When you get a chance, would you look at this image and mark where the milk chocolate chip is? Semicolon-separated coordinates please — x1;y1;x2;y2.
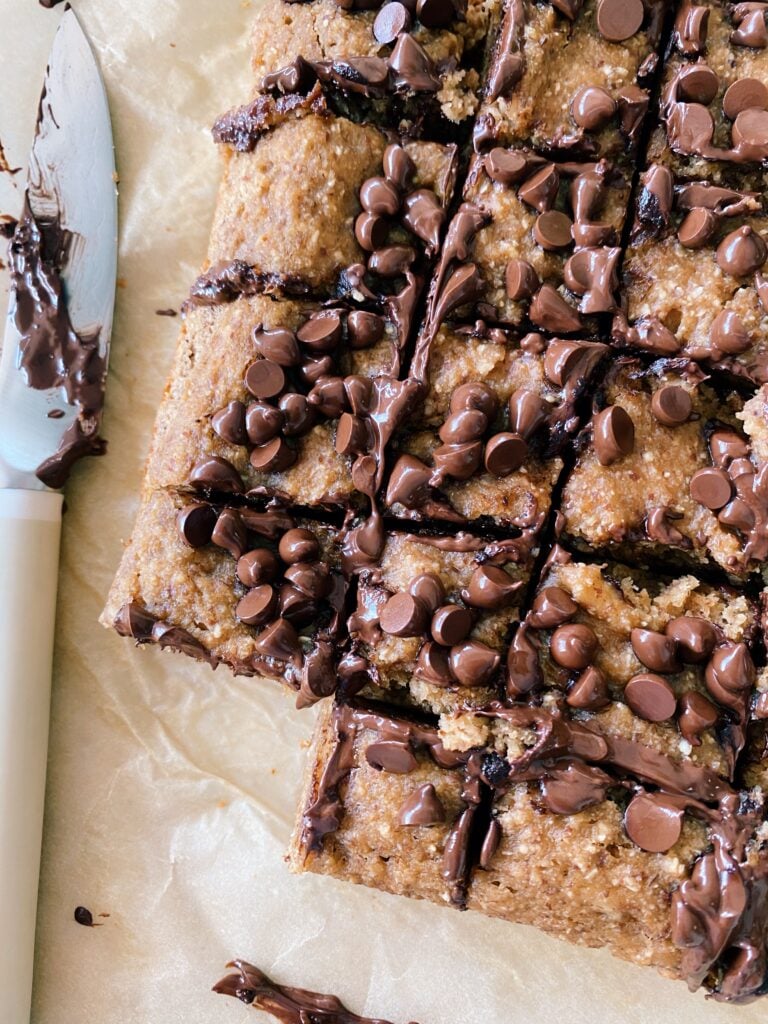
237;548;280;587
398;783;446;826
550;623;598;670
245;360;285;400
716;226;767;277
373;1;412;43
409;573;446;613
570;85;616;130
177;503;217;548
567;666;610;710
710;310;751;354
279;528;320;563
723;77;768;119
593;405;634;465
651;385;692;427
461;565;520;609
484;433;528;476
431;604;472;646
689;467;733;510
366;740;418;773
624;793;683;853
528;586;578;629
596;0;644;42
631;628;681;674
678;691;719;745
665;616;716;663
449;640;500;686
677;207;716;249
625;673;677;722
380;592;428;637
236;585;278;627
212;400;248;445
505;259;540;301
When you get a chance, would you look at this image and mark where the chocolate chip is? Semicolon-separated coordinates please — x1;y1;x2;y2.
533;211;573;251
388;33;441;92
723;77;768;119
366;740;418;774
529;285;581;333
432;440;483;480
518;164;559;213
402;189;445;253
236;585;278;627
360;176;401;217
505;258;540;301
563;248;620;312
335;412;370;456
479;819;501;869
113;602;155;640
596;0;644;42
279;528;320;564
355;212;389;252
507;388;549;439
373;1;412;43
177;503;217;548
645;506;686;545
431;604;472;646
637;163;673;230
709;428;749;467
237;548;280;587
380;592;428;637
212;508;248;560
650;385;692;427
570;85;616;130
277;394;315;438
732;10;768;48
253;328;301;367
245;360;285;400
506;626;542;698
344;375;373;415
416;640;453;685
593;405;634;466
409;573;446;613
450;382;498;420
677;64;719;105
368;245;416;277
253;617;300;660
383;143;415;190
398;783;446;826
416;0;454;28
284;562;330;600
689;467;733;510
716;225;767;277
347;310;385;349
528;586;578;629
710;309;751;354
300;355;335;386
624;673;677;722
439;408;488;444
74;906;94;927
705;642;756;695
630;628;681;674
677;207;716;249
674;2;709;54
484;432;528;476
486;52;524;102
543;339;603;387
550;623;598;670
245;402;284;446
461;565;520;610
678;691;719;744
249;437;296;472
624;793;683;853
449;640;500;687
190;456;244;493
307;376;348;418
212;400;248;445
567;665;610;710
386;454;433;507
279;583;316;627
617;85;649;140
541;761;612;815
297;313;343;353
485;148;529;186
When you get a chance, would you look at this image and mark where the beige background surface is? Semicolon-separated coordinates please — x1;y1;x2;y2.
0;2;764;1021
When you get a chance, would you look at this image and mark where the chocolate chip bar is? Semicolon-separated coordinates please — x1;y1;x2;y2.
560;363;768;579
385;323;606;526
101;489;347;705
104;0;768;1003
341;528;535;715
614;165;768;385
473;0;667;160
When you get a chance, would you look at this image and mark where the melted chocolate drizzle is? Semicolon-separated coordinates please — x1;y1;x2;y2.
8;199;107;486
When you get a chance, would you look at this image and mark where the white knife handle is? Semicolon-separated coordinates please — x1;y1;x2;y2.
0;489;63;1024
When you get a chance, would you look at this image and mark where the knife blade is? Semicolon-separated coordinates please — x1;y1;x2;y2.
0;11;117;1024
0;6;117;490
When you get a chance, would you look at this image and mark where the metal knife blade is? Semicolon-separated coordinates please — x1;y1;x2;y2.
0;8;117;490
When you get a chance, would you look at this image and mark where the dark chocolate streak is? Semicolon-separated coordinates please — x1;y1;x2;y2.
8;199;107;487
214;960;419;1024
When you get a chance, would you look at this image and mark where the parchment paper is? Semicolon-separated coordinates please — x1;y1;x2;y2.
1;3;765;1022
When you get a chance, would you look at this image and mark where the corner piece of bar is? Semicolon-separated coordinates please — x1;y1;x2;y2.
289;699;484;908
100;489;347;706
560;362;768;580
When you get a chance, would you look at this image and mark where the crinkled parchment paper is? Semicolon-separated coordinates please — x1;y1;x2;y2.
0;3;765;1022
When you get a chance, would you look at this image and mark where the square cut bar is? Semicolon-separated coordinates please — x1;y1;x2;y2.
385;323;607;527
472;0;667;161
645;0;768;191
614;164;768;386
340;528;534;716
145;294;422;512
205;113;458;298
560;362;768;580
422;151;631;338
101;488;347;706
290;699;485;907
248;0;503;129
291;693;768;1002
